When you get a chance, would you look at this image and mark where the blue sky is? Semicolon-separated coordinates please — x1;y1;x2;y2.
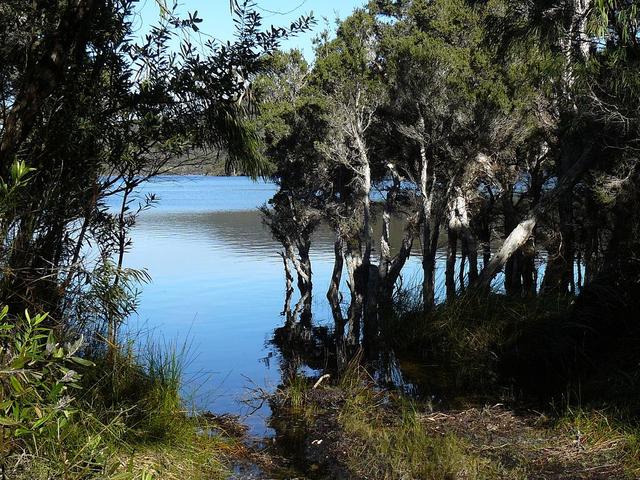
135;0;366;61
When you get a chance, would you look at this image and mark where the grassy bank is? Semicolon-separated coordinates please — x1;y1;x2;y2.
0;311;247;480
270;363;640;479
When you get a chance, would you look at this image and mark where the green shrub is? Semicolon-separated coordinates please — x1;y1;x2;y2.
0;307;92;453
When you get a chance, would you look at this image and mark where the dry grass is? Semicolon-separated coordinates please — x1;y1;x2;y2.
335;364;521;480
337;397;640;479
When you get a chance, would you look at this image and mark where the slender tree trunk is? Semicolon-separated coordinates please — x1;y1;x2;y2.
483;241;491;269
280;250;294;297
458;251;466;293
541;147;576;295
345;245;364;345
505;252;523;296
521;239;538;296
447;190;477;296
362;161;372;268
446;229;457;300
418;123;438;309
421;223;440;309
422;220;435;308
379;229;415;304
477;193;494;269
502;193;524;296
298;242;313;297
378;184;394;299
343;126;373;342
280;250;295;324
541;206;574;295
460;227;478;285
377;167;416;306
106;184;132;355
321;247;348;363
361;155;373;322
287;241;312;297
561;192;575;294
576;249;583;292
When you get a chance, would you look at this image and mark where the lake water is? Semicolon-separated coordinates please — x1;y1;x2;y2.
124;176;438;435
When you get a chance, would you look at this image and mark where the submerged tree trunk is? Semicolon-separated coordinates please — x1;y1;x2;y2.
280;250;296;324
378;228;415;305
447;191;478;295
286;241;312;297
345;244;365;345
476;198;493;269
281;250;294;297
461;232;478;285
501;192;524;296
417;115;439;310
340;123;373;344
378;203;393;298
328;236;345;337
458;251;467;293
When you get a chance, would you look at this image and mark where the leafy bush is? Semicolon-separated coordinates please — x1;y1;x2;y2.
0;307;92;446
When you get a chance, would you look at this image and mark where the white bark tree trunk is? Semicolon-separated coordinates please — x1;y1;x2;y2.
418;111;437;309
474;144;594;289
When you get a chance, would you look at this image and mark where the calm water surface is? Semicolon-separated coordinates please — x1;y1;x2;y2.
124;176;434;434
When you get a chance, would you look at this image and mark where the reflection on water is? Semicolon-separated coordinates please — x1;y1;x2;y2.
125;176;444;435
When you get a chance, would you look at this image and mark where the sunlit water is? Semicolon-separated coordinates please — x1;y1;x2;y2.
122;176;442;435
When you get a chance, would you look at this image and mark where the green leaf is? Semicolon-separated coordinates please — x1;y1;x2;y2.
0;416;19;426
10;356;26;369
33;312;48;326
49;383;64;401
9;375;23;394
71;356;95;367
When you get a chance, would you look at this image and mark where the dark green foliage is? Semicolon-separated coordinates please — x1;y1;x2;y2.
0;308;89;446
